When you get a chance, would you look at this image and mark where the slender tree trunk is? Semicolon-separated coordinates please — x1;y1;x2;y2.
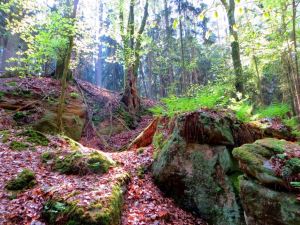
95;1;103;87
178;2;186;94
221;0;244;95
57;0;79;133
292;0;300;118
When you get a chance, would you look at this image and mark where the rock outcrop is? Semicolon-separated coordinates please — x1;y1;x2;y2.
152;110;295;225
0;78;86;140
233;138;300;225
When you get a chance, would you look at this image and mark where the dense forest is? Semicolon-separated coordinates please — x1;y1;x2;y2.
0;0;300;225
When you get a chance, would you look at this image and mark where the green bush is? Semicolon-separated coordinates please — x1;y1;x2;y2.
255;104;290;119
150;84;229;116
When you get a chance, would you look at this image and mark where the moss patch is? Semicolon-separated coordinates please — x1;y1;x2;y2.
0;130;10;143
5;169;36;191
20;129;49;146
10;141;29;151
52;151;113;175
42;185;123;225
70;92;80;99
13;111;27;121
87;152;112;174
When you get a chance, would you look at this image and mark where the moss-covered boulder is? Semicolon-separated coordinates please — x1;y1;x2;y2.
239;176;300;225
42;148;115;175
233;138;300;190
152;110;296;225
153;131;244;225
34;109;85;141
233;138;300;225
42;173;130;225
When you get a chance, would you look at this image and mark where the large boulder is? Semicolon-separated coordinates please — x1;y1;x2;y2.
152;110;295;225
239;177;300;225
233;138;300;225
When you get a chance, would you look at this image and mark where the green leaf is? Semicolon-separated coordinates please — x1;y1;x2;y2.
173;18;179;29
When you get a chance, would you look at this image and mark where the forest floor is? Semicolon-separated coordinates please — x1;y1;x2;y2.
107;116;204;225
0;77;205;225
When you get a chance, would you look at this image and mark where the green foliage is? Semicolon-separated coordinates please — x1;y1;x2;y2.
5;169;36;191
290;181;300;188
6;11;75;75
70;92;80;99
150;84;230;116
229;99;253;122
10;141;29;151
255;104;290;119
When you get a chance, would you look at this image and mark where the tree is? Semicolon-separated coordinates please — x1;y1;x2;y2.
220;0;244;95
57;0;79;132
119;0;149;114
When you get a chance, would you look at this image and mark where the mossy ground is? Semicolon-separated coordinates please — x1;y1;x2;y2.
42;185;123;225
10;141;29;151
5;169;36;191
43;150;114;175
20;129;49;146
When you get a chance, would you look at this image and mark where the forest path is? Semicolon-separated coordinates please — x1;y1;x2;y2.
106;116;206;225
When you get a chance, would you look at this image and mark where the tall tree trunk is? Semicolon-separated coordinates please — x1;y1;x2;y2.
221;0;244;95
178;1;186;94
57;0;79;133
292;0;300;118
120;0;149;114
95;1;103;87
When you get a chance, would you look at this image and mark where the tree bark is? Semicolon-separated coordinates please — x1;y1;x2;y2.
95;1;103;87
120;0;149;114
221;0;244;95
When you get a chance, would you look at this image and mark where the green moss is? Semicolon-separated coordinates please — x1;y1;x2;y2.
41;152;55;163
42;185;123;225
255;138;286;154
0;91;5;100
10;141;29;151
229;172;243;193
137;165;146;178
93;185;123;225
153;132;164;160
116;106;135;129
54;151;84;174
6;81;17;87
21;129;49;146
5;169;36;191
42;200;84;225
87;152;112;174
232;145;264;166
53;151;113;175
0;130;10;143
13;111;26;121
70;92;80;99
